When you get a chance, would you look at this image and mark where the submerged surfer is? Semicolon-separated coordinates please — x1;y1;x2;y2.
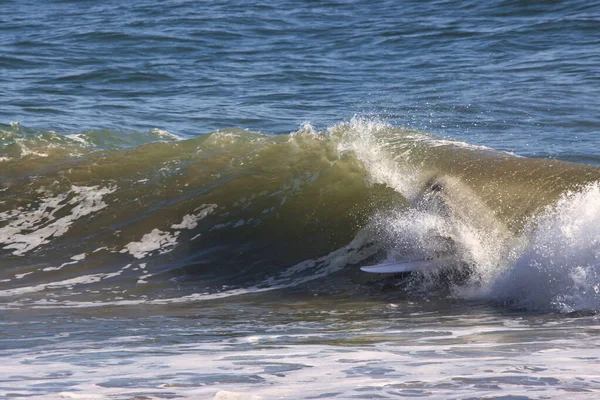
360;177;476;284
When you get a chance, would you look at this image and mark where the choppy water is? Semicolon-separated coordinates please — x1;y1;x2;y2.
1;1;600;399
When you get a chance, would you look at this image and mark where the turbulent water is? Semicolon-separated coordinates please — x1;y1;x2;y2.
2;1;600;399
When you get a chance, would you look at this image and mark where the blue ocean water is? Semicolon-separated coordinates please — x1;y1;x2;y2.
2;1;600;399
2;0;599;158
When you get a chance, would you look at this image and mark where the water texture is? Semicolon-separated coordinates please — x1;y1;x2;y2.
1;1;600;399
2;1;599;156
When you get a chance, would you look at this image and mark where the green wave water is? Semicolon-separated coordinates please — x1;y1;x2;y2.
1;119;600;312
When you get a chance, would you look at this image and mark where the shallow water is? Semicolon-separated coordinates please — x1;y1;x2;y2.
3;296;600;399
1;0;600;399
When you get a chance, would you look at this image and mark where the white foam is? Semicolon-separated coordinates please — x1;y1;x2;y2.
120;229;178;259
0;185;116;255
43;253;87;272
485;182;600;312
15;138;49;157
171;204;217;230
214;391;263;400
290;121;319;138
371;173;600;313
0;272;122;297
58;393;104;399
150;128;182;141
4;315;598;399
64;133;91;146
14;272;33;279
172;214;203;230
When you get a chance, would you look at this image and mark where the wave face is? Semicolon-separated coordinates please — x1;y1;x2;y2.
1;119;600;312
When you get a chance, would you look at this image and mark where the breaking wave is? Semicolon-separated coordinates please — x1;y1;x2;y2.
1;119;599;313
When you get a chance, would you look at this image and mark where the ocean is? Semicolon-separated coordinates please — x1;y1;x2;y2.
1;1;600;399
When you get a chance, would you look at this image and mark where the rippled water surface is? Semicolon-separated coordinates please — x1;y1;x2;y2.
3;297;600;399
1;0;600;399
2;1;600;157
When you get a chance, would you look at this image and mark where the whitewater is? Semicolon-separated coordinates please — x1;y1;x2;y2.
2;0;600;398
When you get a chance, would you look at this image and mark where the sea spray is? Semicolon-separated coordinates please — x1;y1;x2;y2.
485;182;600;312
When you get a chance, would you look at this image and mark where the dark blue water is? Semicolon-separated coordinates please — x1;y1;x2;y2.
2;0;599;158
3;2;600;399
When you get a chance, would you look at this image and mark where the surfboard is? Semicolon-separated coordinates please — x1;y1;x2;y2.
360;255;451;274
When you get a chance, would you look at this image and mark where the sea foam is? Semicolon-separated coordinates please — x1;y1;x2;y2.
486;182;600;312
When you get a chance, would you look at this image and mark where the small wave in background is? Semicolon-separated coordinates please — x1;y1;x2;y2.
2;0;600;398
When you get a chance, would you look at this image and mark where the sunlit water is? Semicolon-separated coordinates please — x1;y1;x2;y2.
1;1;600;399
3;296;600;399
